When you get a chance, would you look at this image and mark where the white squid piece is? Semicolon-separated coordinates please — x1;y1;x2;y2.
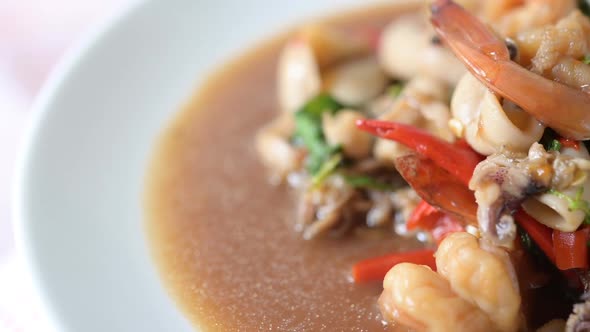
451;72;545;155
324;57;388;106
378;15;465;85
522;145;590;232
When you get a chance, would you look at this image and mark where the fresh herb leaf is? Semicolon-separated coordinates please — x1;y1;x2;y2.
311;153;342;187
580;0;590;17
540;128;559;151
548;139;562;152
297;94;343;120
343;174;395;191
387;83;404;99
583;54;590;65
549;187;590;224
294;112;332;164
293;94;344;174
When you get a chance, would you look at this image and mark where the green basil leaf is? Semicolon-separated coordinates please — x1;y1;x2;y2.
293;94;344;174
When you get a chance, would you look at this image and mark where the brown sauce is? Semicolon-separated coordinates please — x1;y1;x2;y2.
145;4;424;331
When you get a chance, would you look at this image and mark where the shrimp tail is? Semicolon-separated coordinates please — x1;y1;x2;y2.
431;0;590;140
430;0;510;66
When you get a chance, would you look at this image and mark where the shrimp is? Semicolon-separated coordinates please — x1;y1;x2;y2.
456;0;575;37
515;10;590;75
493;0;575;37
551;57;590;90
277;38;321;113
379;263;496;332
278;24;373;113
436;232;521;332
430;0;590;140
255;113;303;181
458;0;523;22
379;233;522;332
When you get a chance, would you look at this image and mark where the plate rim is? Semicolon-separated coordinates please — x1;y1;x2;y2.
12;0;147;330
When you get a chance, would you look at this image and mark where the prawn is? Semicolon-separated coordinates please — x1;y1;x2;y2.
492;0;575;37
379;263;497;332
436;232;521;332
430;0;590;140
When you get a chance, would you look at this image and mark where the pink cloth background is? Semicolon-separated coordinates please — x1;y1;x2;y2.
0;1;128;331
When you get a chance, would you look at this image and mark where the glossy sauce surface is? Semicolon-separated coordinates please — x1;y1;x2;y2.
146;4;422;331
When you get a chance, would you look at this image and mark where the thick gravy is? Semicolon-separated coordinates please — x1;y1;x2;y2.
146;4;423;331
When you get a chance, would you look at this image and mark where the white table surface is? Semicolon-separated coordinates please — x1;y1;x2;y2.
0;2;127;330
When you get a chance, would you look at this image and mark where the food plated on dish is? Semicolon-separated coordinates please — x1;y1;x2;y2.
145;0;590;331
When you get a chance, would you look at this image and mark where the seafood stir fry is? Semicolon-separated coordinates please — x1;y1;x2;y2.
256;0;590;330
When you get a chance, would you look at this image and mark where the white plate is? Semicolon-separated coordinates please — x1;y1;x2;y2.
14;0;398;331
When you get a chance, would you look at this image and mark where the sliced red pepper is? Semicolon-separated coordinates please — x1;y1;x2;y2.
514;210;555;263
355;119;481;223
356;120;581;271
351;249;436;283
395;154;478;223
356;119;483;186
553;228;589;270
406;200;443;231
406;200;465;243
558;137;581;150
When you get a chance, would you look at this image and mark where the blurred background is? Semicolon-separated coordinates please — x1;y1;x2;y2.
0;1;128;330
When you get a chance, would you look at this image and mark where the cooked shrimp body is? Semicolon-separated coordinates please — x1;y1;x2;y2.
436;232;521;332
456;0;574;31
278;24;374;113
277;39;321;113
551;57;590;90
492;0;575;37
380;233;521;332
379;263;497;332
255;113;301;180
516;10;590;75
431;0;590;140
